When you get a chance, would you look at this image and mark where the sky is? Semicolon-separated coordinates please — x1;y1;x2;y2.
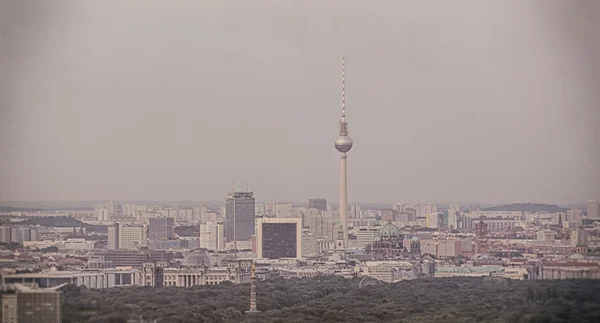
0;0;598;205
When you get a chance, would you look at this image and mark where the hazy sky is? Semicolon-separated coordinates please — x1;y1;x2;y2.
0;0;598;204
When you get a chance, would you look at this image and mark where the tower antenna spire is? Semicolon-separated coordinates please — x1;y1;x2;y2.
341;56;346;121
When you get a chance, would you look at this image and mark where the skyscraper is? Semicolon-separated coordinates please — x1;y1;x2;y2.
334;57;353;248
224;191;256;242
587;200;599;219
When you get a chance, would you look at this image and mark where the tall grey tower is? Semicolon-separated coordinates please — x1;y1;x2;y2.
334;57;353;248
224;191;255;242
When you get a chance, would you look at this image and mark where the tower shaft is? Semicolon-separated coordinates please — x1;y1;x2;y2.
340;153;349;248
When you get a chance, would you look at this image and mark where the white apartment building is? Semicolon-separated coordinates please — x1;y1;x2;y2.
199;222;224;251
108;223;145;250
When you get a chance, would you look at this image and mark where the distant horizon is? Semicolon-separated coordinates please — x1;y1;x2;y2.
0;199;587;209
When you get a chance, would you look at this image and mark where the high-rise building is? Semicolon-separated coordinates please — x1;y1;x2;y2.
148;218;175;242
350;204;362;218
448;204;460;230
334;57;353;248
108;223;145;250
301;230;317;257
587;200;599;219
97;208;109;221
224;191;256;242
199;221;224;251
3;284;63;323
0;226;37;244
256;217;302;259
308;198;327;212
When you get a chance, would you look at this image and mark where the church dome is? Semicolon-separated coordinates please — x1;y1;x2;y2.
379;221;401;240
184;249;211;267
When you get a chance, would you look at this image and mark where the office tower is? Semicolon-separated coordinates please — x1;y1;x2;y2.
301;230;318;257
199;221;224;251
224;191;256;242
334;57;353;248
108;223;145;250
256;217;302;259
148;218;175;242
587;200;599;219
308;198;327;212
4;284;63;323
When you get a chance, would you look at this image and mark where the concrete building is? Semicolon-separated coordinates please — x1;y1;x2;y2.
2;284;62;323
199;222;224;251
301;230;317;257
148;217;175;242
108;223;145;250
224;191;255;242
588;200;599;219
0;226;37;244
256;217;302;259
308;198;327;212
275;203;293;218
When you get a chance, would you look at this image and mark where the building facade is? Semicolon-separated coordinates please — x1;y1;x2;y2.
308;198;327;212
108;223;145;250
256;217;302;259
224;191;255;242
148;217;175;242
199;222;224;251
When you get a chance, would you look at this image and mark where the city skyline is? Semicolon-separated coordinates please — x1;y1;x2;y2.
1;1;599;204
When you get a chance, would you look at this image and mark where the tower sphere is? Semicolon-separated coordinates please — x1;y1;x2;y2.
335;136;353;153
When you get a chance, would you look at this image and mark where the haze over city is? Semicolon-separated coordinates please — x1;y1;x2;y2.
1;0;599;204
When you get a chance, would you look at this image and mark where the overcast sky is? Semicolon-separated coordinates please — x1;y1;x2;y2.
0;0;598;205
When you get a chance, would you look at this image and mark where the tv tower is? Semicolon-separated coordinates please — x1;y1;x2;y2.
334;56;353;248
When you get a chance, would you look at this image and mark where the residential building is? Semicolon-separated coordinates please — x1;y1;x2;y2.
199;222;224;251
108;223;145;250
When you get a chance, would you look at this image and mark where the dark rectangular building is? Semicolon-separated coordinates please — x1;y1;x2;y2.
224;191;255;242
309;198;327;212
256;218;302;259
148;217;175;242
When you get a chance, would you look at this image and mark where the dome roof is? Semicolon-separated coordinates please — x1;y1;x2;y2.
569;253;584;260
379;221;401;239
411;236;420;242
184;249;212;267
